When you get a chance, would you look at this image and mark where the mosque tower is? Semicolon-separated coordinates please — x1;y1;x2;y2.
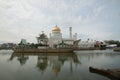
69;27;72;39
49;25;62;48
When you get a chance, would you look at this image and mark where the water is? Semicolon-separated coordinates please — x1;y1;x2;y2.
0;50;120;80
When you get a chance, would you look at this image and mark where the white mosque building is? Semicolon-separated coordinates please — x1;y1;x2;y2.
36;25;77;48
36;25;96;49
48;25;77;48
49;25;62;48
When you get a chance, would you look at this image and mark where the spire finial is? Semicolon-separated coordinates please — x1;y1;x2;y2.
55;25;57;27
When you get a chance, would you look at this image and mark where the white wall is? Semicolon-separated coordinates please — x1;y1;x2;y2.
78;42;95;48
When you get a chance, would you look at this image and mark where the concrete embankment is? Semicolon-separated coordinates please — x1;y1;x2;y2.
13;48;74;53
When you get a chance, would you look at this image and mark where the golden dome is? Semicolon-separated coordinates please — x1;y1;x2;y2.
52;25;60;31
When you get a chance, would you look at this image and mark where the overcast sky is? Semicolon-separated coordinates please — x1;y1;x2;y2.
0;0;120;43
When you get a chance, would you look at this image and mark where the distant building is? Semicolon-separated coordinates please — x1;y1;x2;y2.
36;31;48;45
0;43;8;48
106;44;117;48
19;39;27;45
78;41;95;48
49;25;62;48
0;43;16;49
36;31;49;49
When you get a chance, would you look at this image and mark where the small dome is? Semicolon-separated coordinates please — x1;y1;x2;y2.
52;25;60;31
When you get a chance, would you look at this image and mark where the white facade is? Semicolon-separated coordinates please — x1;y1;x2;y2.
78;41;95;48
48;25;77;48
51;31;62;44
49;25;62;48
63;39;74;45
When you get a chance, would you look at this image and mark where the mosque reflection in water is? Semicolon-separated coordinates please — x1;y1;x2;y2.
9;53;80;74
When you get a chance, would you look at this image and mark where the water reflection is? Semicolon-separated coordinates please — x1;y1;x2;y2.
0;50;120;80
9;53;29;65
9;52;80;74
37;55;48;72
17;55;28;65
75;50;120;64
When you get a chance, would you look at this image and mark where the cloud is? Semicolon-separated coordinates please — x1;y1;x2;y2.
0;0;120;43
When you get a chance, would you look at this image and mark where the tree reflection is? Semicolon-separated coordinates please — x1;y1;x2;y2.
37;55;48;72
9;53;29;65
17;54;28;65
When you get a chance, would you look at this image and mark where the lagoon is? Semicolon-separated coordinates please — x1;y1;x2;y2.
0;50;120;80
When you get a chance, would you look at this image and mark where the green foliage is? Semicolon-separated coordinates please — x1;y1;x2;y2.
117;43;120;47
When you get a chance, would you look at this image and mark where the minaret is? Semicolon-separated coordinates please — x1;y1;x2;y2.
69;27;72;39
73;33;77;40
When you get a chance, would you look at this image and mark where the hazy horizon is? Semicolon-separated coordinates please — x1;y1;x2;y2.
0;0;120;43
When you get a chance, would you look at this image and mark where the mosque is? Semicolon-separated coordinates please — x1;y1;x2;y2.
36;25;97;49
49;25;78;48
36;25;77;48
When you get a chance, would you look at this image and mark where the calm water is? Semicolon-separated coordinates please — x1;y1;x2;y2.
0;50;120;80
